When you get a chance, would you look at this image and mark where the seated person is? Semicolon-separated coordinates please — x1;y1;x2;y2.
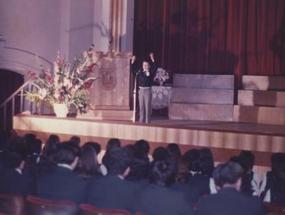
86;147;141;212
134;160;194;215
0;151;33;196
35;142;87;204
260;153;285;206
195;162;266;215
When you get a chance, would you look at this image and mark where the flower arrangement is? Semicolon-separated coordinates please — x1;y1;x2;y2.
153;67;169;86
26;46;97;114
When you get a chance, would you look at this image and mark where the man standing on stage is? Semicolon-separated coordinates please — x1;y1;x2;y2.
131;53;157;123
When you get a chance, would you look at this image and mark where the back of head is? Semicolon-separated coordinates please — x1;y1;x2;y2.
239;150;255;171
149;160;176;186
84;141;101;154
167;143;181;161
213;162;243;189
127;157;150;181
271;153;285;174
152;147;170;162
105;147;131;175
182;149;200;172
134;139;150;159
76;144;98;176
198;148;214;177
69;136;81;147
54;143;78;165
106;138;121;151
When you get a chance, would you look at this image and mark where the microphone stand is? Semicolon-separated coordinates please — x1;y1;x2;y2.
132;72;139;122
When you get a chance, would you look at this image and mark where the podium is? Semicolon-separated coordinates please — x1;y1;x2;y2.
78;51;133;121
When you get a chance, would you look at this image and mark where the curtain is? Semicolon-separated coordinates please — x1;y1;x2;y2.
133;0;285;80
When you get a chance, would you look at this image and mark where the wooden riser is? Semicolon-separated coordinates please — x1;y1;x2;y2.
242;75;285;91
78;110;133;121
171;88;234;104
169;103;234;121
173;74;234;89
234;105;285;125
238;90;285;107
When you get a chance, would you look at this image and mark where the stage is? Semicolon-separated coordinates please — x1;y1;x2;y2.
13;114;285;171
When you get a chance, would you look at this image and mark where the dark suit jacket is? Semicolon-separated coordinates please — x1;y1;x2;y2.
86;175;142;212
195;187;266;215
0;168;33;195
188;174;210;197
36;165;87;203
170;182;200;204
135;184;194;215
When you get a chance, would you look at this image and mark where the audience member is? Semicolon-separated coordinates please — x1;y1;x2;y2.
196;162;266;215
152;146;170;162
135;160;194;215
260;153;285;206
75;144;101;179
36;142;87;203
0;151;33;195
167;143;181;162
87;147;141;212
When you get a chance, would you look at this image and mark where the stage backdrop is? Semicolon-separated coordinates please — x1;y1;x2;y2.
133;0;285;81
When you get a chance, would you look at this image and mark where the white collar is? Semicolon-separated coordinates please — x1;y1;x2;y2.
57;163;73;170
15;168;23;175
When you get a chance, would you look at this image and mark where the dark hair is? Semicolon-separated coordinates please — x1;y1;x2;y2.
106;138;121;151
126;157;150;181
152;147;170;162
213;162;243;188
75;144;99;177
27;138;42;156
134;139;150;159
105;147;131;175
271;153;285;174
84;142;101;155
167;143;181;162
102;139;122;167
70;136;81;147
42;135;60;162
198;148;214;177
149;160;176;186
182;149;200;172
239;150;255;171
54;143;78;165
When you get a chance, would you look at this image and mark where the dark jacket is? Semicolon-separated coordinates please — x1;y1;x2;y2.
86;175;142;212
0;168;33;196
195;187;266;215
135;184;194;215
36;165;87;203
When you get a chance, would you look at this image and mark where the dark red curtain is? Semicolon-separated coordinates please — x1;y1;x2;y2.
133;0;285;79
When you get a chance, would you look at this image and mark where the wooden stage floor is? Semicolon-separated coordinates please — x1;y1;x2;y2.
13;115;285;169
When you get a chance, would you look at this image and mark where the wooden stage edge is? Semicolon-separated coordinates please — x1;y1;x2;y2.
13;115;285;169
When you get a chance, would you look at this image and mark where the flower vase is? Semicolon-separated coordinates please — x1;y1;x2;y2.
159;81;164;86
53;103;68;117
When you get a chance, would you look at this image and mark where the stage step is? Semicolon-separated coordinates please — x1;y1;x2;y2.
242;75;285;91
171;88;234;104
169;103;234;121
238;90;285;107
173;74;234;89
234;105;285;125
77;110;133;121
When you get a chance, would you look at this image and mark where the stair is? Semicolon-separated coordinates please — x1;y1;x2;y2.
234;75;285;125
169;74;235;121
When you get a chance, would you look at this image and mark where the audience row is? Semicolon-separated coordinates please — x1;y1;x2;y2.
0;131;284;215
